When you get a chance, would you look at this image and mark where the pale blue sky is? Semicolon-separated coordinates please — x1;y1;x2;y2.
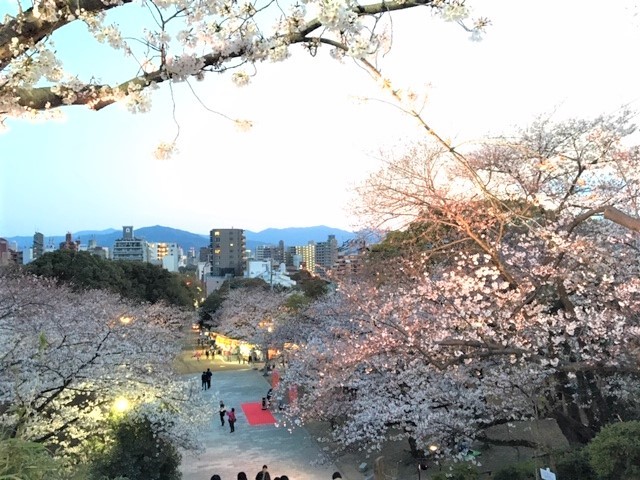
2;0;639;237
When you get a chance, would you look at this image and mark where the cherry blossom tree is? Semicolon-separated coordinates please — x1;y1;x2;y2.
281;112;640;458
0;269;214;464
214;286;290;354
0;0;487;123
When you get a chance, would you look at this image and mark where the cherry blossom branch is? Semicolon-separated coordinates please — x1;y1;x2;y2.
6;0;438;112
0;0;134;70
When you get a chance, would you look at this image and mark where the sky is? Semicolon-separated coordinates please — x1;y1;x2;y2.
1;0;639;237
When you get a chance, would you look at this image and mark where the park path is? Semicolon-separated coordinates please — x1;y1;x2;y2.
174;335;343;480
179;368;340;480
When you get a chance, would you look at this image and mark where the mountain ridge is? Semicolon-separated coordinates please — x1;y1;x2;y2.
4;225;355;253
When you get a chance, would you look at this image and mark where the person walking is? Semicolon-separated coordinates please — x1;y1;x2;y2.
255;465;271;480
219;401;227;426
227;407;236;433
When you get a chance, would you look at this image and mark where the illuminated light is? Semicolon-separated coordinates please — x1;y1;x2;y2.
113;397;131;413
119;316;132;325
429;445;438;452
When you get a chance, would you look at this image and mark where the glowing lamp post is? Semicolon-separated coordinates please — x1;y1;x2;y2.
113;396;131;414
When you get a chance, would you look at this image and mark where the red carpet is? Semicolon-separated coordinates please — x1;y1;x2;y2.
241;402;276;425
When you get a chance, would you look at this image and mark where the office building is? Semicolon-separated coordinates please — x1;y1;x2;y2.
112;226;148;262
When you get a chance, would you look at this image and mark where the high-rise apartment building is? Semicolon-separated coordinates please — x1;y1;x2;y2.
295;242;316;272
32;232;44;259
148;242;180;272
315;235;338;270
256;241;285;264
112;226;148;262
209;228;246;276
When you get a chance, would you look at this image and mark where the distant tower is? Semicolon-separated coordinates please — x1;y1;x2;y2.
32;232;44;259
59;232;79;252
122;226;134;240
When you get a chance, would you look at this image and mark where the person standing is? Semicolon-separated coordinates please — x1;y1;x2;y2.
205;368;213;389
237;473;248;480
219;401;227;426
255;465;271;480
227;407;236;433
201;371;207;390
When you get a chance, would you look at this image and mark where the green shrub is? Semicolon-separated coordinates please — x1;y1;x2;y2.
556;448;596;480
587;421;640;480
431;462;479;480
88;416;181;480
492;461;536;480
0;437;63;480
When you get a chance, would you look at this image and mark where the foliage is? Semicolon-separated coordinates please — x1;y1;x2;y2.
431;462;479;480
587;421;640;480
492;461;536;480
199;290;227;324
27;250;195;308
0;270;213;465
284;292;312;312
88;415;181;480
199;277;270;325
117;260;194;307
0;437;63;480
0;0;487;123
555;448;596;480
280;113;640;458
26;249;124;291
214;286;289;351
289;270;329;300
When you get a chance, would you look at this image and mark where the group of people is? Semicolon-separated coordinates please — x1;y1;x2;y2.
209;465;344;480
218;401;237;432
201;368;213;390
211;464;344;480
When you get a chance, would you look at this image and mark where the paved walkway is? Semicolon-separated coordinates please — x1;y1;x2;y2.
179;367;341;480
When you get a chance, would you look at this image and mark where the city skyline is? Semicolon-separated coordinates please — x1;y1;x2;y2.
2;0;639;237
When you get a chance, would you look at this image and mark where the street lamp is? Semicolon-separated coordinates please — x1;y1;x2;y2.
417;462;428;480
113;396;131;414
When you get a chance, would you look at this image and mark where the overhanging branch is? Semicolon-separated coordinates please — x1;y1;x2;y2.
6;0;436;112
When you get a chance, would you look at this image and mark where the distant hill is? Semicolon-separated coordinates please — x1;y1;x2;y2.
5;225;355;253
245;226;354;246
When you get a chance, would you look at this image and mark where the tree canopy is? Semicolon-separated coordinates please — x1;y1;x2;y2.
27;250;196;308
0;269;212;465
280;113;640;457
0;0;487;124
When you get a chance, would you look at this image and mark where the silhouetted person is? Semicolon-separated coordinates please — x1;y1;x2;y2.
256;465;271;480
219;401;227;426
205;368;213;389
237;473;248;480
